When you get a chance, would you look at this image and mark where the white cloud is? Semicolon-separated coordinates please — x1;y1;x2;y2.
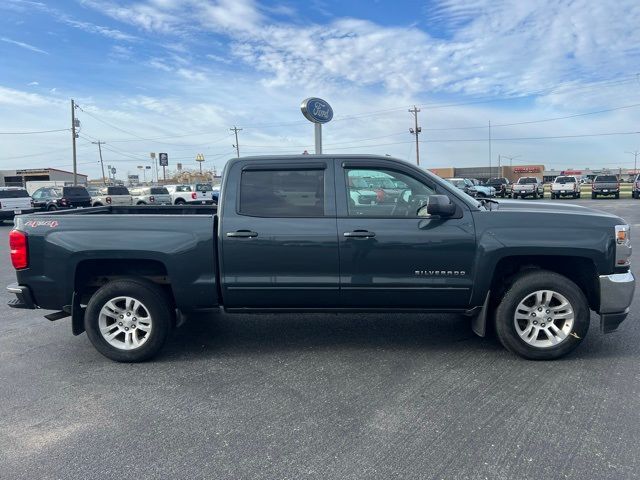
27;81;39;86
0;37;48;54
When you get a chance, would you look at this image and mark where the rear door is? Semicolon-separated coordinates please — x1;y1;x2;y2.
220;159;339;308
335;159;476;308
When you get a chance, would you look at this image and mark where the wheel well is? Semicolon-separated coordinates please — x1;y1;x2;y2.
490;255;599;311
75;259;175;307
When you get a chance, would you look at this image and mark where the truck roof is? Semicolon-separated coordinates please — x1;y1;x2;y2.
227;154;408;164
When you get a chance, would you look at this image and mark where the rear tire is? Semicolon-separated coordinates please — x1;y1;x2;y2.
84;279;173;362
494;270;589;360
175;199;186;205
591;193;597;199
615;193;620;199
47;204;57;211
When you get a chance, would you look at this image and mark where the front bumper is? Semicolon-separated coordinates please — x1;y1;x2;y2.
7;283;36;309
598;272;635;333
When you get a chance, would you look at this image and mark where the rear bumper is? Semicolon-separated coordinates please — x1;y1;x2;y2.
598;272;635;333
0;208;35;219
592;189;619;194
7;283;36;309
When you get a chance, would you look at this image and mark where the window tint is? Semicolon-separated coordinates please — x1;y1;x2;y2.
518;177;538;184
150;187;169;195
107;186;130;195
596;175;617;182
554;176;575;184
176;185;192;192
62;186;89;197
346;168;434;217
240;169;325;217
0;189;29;198
195;183;212;192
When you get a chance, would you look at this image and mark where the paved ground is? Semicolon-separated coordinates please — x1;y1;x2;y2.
1;199;639;479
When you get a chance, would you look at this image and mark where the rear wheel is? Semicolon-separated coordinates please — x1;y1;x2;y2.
47;204;57;211
591;193;597;199
84;279;173;362
533;191;539;199
175;199;186;205
615;193;620;199
494;270;589;360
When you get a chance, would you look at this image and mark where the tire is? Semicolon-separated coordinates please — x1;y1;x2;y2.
93;203;103;207
591;193;596;199
175;199;186;205
47;204;57;211
533;191;539;199
512;194;518;199
494;270;589;360
137;201;147;205
615;193;620;199
84;279;173;362
576;192;581;199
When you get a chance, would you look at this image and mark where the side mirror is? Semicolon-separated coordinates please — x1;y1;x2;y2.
418;195;456;217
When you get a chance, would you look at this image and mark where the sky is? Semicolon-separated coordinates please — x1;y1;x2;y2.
0;0;639;180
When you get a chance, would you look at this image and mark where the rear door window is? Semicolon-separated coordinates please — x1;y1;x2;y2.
240;169;325;217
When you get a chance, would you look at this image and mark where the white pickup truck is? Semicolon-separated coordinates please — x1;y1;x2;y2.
91;186;133;206
0;187;34;223
165;184;216;205
551;176;581;199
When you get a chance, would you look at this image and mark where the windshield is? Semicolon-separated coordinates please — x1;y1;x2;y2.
595;175;617;182
554;176;576;184
517;178;538;184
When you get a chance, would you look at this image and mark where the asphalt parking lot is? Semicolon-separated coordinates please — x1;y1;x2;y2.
1;198;639;480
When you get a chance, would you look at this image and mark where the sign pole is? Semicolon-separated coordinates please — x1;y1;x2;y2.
314;123;322;154
163;166;166;181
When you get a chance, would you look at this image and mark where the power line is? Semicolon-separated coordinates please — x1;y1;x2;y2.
0;128;69;135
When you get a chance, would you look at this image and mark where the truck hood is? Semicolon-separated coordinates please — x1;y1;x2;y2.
494;199;621;220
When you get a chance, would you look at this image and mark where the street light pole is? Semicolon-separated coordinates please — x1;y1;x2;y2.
625;150;639;176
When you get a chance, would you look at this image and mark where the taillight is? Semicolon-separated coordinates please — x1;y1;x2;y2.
9;230;28;270
191;192;197;200
149;196;155;203
106;197;112;204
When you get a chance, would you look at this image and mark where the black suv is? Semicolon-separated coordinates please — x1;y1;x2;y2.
485;177;512;198
31;186;92;211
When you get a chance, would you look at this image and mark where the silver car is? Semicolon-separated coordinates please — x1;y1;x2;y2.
130;186;172;205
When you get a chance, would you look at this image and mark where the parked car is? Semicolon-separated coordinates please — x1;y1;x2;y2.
165;184;215;205
7;154;634;362
591;175;620;199
91;186;133;206
485;177;512;198
348;177;378;205
512;177;545;199
632;174;640;199
212;186;220;204
0;187;34;223
130;186;172;205
551;176;581;199
469;181;495;198
445;178;477;197
31;186;92;211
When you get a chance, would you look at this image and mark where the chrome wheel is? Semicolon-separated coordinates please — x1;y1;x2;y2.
98;296;152;350
513;290;574;348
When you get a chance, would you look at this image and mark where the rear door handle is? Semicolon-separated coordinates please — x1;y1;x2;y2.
343;230;376;238
226;230;258;238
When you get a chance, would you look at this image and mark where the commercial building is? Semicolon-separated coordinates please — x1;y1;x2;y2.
429;165;639;183
0;168;88;187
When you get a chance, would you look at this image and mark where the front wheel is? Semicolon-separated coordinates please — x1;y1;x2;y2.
592;193;597;199
47;204;57;211
84;279;173;362
615;193;620;199
494;270;589;360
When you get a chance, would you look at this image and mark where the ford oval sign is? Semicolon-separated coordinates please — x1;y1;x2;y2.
301;97;333;124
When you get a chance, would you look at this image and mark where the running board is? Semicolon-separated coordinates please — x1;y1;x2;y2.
44;310;70;321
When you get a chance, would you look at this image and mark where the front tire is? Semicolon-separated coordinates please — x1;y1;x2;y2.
84;279;173;362
494;270;589;360
592;193;597;199
47;204;57;211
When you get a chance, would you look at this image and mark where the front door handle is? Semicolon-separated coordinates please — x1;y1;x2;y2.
226;230;258;238
343;230;376;238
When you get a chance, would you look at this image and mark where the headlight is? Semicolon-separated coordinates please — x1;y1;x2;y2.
615;224;631;267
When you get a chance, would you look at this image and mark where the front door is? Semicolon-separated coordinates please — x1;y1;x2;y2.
220;160;339;309
336;161;476;309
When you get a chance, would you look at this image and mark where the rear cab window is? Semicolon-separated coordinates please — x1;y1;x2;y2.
518;177;538;184
554;176;576;184
150;187;169;195
107;187;130;195
595;175;617;182
62;186;90;197
0;189;29;198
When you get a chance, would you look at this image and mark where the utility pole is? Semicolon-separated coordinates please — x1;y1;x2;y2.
231;126;242;158
408;106;421;166
71;99;78;185
625;150;639;176
92;141;107;185
488;120;492;177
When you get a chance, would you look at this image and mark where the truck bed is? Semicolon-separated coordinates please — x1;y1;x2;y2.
13;205;219;312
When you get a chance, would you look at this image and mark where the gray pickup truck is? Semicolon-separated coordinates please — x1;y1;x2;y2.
592;175;620;199
7;155;635;362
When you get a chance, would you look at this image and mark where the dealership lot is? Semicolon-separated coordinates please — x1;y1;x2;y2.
1;199;639;480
